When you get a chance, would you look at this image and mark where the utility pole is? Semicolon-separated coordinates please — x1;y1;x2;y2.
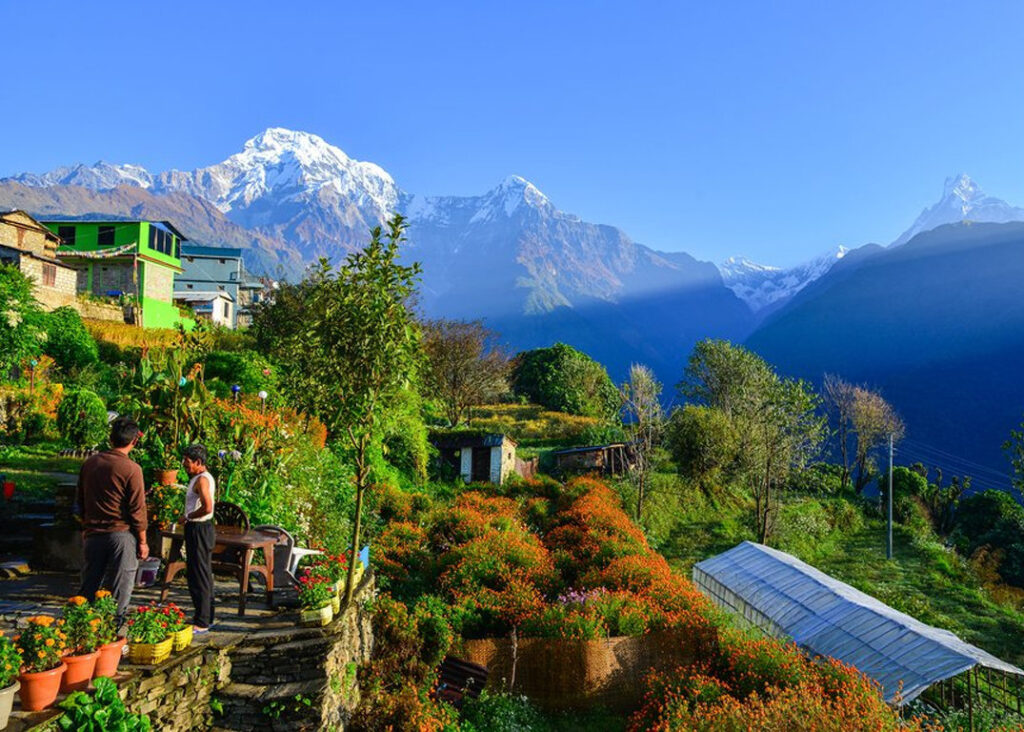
886;433;894;560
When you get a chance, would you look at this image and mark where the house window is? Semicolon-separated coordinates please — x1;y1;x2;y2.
223;301;229;318
42;263;56;287
187;284;193;289
187;256;194;263
219;259;225;264
97;226;115;247
57;226;76;246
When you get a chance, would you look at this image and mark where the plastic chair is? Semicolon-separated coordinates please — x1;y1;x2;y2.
251;524;322;590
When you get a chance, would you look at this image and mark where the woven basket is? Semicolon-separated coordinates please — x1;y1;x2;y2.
171;625;193;652
128;636;173;665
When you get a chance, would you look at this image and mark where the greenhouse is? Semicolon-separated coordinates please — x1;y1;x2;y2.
693;541;1024;714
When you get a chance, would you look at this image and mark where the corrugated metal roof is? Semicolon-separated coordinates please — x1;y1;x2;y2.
693;541;1023;704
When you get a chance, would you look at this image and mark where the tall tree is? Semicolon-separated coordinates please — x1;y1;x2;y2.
620;363;664;521
422;319;508;426
682;339;825;543
256;214;422;604
849;386;904;493
0;264;45;378
823;373;856;492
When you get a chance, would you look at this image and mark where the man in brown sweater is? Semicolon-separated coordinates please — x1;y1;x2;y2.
76;416;149;620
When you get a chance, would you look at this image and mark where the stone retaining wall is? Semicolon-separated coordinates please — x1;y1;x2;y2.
16;573;375;732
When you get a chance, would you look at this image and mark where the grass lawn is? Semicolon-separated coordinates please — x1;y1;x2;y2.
0;442;83;499
634;471;1024;669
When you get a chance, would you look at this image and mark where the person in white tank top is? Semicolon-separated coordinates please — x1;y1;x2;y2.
182;444;216;631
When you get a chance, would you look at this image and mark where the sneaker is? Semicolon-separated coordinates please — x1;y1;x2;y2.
193;626;210;634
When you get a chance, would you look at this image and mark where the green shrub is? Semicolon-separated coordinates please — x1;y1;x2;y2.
43;307;98;373
203;350;279;403
58;676;151;731
56;389;108;449
460;691;546;732
510;343;619;419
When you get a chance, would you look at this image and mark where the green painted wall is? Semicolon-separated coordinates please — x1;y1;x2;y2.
44;220;187;330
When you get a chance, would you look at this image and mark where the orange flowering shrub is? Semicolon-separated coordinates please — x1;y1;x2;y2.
376;521;432;587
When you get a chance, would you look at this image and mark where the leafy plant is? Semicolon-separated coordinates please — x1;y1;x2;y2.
146;482;184;527
58;676;151;731
91;590;118;646
125;606;171;645
61;596;102;654
0;633;22;688
43;306;98;373
296;569;334;609
56;388;108;449
15;615;66;673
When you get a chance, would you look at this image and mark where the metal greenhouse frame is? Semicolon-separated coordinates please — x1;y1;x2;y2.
693;542;1024;725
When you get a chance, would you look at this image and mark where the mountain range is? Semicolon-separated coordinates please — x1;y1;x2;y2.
5;131;1024;479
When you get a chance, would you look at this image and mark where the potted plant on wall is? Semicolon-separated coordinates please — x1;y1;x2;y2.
91;591;125;679
126;606;172;666
14;615;67;712
162;604;192;652
59;596;101;693
0;633;22;729
296;569;334;627
157;444;180;487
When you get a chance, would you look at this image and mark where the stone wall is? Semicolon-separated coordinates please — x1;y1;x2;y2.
74;298;124;322
15;574;375;732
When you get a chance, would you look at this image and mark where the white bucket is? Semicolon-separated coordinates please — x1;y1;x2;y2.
136;558;161;587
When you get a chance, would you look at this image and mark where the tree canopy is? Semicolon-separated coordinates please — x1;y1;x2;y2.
510;342;619;419
421;319;508;426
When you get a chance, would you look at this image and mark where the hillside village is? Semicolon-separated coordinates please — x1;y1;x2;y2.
1;206;1024;731
0;210;270;331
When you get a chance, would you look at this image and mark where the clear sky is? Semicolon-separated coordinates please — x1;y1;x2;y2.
3;0;1023;266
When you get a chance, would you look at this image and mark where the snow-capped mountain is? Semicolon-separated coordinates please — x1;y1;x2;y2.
719;246;848;314
11;161;155;190
1;129;755;381
892;173;1024;247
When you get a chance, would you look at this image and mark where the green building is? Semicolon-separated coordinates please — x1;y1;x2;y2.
41;219;188;329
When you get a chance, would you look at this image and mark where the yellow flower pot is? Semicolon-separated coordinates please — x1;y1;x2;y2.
171;625;193;651
128;636;173;665
299;604;333;628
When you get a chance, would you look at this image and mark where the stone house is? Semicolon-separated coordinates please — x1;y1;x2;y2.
0;210;79;310
41;218;188;329
431;432;520;485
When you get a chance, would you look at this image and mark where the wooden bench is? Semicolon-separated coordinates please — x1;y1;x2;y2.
434;656;488;708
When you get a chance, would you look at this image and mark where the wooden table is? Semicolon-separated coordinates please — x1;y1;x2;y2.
159;525;277;615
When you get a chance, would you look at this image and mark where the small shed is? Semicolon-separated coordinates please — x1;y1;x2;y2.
431;432;519;485
552;443;632;476
693;541;1024;714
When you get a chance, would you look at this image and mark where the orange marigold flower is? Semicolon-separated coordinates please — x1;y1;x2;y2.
36;651;45;658
95;590;111;599
44;639;54;647
68;596;88;606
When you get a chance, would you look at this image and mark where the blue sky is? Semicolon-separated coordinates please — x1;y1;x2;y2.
3;0;1023;266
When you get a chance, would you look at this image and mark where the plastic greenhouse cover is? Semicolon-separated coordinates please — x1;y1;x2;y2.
693;541;1023;703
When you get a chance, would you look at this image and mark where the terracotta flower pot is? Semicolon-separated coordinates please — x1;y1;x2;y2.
0;681;18;730
157;469;179;486
18;663;66;712
94;638;126;678
60;650;99;693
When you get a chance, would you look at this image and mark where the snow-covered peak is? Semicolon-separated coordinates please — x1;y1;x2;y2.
180;127;400;215
10;161;154;190
719;256;781;278
467;175;552;223
719;245;847;313
893;173;1024;247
